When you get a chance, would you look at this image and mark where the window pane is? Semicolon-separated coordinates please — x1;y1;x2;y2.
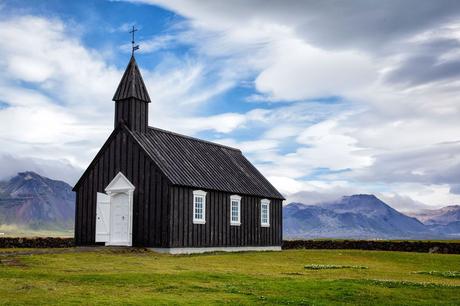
231;200;239;222
194;196;204;220
261;203;268;224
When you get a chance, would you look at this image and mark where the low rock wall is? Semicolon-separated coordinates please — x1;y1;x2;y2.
0;237;74;248
282;240;460;254
1;237;459;253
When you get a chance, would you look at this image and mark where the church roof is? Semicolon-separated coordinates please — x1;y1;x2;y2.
130;127;285;200
112;56;151;102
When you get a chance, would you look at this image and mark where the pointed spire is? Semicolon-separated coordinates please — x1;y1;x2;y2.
112;55;151;102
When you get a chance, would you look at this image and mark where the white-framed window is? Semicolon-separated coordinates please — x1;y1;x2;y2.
193;190;207;224
261;199;270;227
230;195;241;226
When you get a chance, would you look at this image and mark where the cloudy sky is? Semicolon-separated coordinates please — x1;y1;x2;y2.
1;0;460;211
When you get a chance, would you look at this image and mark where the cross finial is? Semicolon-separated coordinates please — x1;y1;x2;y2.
129;26;139;55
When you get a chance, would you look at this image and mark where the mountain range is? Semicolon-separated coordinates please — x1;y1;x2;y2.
0;171;75;232
0;172;459;239
283;194;460;239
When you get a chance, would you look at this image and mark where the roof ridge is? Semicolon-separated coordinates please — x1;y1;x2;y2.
146;126;241;152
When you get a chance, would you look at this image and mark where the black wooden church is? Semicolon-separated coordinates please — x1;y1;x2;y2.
73;54;284;253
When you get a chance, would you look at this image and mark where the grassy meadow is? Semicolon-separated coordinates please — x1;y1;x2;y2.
0;224;73;238
0;248;459;305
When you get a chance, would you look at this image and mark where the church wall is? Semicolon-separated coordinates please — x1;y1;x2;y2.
74;128;171;247
169;186;283;248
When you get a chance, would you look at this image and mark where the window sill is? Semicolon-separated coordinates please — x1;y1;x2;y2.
230;222;241;226
193;220;206;224
261;224;270;227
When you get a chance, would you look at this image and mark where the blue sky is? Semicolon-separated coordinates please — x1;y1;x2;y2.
1;0;460;211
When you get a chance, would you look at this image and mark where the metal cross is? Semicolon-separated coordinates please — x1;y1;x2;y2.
130;26;139;55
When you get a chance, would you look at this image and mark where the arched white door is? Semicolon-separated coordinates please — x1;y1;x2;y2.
110;192;130;245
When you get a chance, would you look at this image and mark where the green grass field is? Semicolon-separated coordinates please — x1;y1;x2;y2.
0;225;73;237
0;248;459;305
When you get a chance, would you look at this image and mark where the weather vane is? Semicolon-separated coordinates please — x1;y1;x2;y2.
130;26;139;55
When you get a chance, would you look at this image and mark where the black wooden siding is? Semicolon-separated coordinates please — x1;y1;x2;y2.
74;126;283;248
114;98;148;132
74;128;171;246
75;53;284;248
169;186;282;247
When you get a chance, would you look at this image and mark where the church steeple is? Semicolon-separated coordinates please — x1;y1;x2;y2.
113;55;151;103
113;55;150;132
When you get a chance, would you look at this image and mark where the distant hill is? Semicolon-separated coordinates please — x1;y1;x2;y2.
408;205;460;225
0;172;75;233
283;194;459;239
407;205;460;238
1;172;459;240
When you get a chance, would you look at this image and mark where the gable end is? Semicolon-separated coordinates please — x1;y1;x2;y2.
72;123;171;191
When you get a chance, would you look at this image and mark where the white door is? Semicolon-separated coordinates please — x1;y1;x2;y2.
95;193;110;243
110;192;130;245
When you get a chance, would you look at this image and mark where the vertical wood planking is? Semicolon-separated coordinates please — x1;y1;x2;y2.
132;142;139;244
82;177;89;244
75;190;81;244
143;159;150;245
184;187;189;246
169;188;282;247
178;187;183;246
162;176;170;247
74;129;283;248
188;189;193;246
75;129;173;247
148;164;155;245
155;171;161;246
138;150;145;245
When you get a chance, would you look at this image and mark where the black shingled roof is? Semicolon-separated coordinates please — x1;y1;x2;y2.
130;127;285;200
113;56;151;102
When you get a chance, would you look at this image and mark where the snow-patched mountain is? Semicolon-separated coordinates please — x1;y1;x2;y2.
283;194;437;239
0;172;75;230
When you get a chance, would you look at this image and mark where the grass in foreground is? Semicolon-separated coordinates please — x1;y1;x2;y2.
0;248;459;305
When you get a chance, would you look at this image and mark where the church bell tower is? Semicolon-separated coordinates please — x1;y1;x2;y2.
112;55;151;132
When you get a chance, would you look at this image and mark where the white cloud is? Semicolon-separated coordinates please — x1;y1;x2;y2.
295;118;373;171
165;113;246;134
3;2;460;211
388;183;460;209
0;154;80;184
126;0;460;209
218;138;279;153
255;38;376;101
0;13;255;185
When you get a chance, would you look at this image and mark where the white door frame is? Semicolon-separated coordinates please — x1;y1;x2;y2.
105;172;135;246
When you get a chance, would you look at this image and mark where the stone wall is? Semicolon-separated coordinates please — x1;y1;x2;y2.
282;240;460;254
0;237;74;248
1;237;459;254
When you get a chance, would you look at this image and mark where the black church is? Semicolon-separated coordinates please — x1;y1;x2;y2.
73;54;284;253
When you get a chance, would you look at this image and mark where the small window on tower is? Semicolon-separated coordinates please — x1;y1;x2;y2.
193;190;207;224
230;195;241;226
